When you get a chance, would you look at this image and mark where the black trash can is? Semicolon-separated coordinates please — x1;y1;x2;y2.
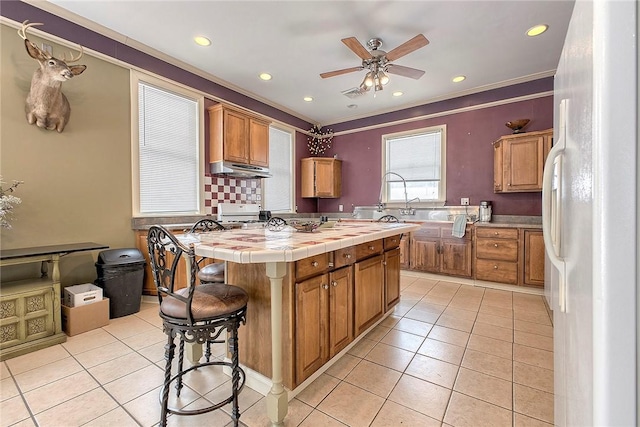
95;248;146;318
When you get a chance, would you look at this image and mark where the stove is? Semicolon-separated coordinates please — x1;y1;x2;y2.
217;203;265;229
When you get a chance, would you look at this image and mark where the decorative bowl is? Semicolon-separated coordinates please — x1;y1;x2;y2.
505;119;530;134
290;221;321;233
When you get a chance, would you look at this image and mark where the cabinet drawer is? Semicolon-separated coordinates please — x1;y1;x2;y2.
476;239;518;261
476;227;518;240
355;239;383;261
296;253;330;280
333;247;356;269
384;235;402;250
475;259;518;285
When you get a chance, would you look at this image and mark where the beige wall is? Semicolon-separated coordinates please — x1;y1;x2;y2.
1;24;133;285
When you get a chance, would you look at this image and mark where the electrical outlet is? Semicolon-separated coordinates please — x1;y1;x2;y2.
338;204;344;212
461;198;470;206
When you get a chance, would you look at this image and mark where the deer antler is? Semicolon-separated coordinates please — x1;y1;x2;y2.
60;45;84;63
17;20;44;40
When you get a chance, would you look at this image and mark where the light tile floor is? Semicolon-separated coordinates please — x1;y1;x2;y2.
0;274;554;427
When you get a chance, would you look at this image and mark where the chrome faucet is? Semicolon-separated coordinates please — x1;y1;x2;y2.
378;172;416;215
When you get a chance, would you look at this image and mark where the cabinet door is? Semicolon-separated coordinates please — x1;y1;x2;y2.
493;141;503;192
315;159;341;198
399;234;410;269
354;255;384;336
384;247;401;311
223;109;250;164
503;136;545;191
411;238;439;273
249;119;269;167
523;230;545;287
328;267;353;358
440;240;472;277
295;274;329;384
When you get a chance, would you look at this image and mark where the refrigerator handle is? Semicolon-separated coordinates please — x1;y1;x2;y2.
542;99;567;312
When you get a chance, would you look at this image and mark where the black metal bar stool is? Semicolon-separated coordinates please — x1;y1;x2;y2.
377;214;399;222
147;225;248;427
189;219;226;284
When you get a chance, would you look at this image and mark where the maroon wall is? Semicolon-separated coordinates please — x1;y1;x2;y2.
312;96;553;216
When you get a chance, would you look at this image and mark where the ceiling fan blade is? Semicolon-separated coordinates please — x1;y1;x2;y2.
320;66;363;79
341;37;372;60
386;64;425;79
385;34;429;62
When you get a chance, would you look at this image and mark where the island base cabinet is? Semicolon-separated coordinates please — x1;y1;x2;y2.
328;266;353;358
354;255;384;336
384;247;401;311
295;274;329;384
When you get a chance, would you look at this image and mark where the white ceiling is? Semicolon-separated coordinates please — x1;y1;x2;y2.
43;0;575;126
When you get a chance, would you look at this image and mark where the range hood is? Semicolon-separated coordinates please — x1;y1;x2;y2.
210;161;271;178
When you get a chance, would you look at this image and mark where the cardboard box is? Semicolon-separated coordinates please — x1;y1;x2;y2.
64;283;103;307
61;298;110;336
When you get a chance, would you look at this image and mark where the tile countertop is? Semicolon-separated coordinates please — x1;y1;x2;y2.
187;221;419;264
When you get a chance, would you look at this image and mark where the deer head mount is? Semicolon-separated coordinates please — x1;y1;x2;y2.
18;20;87;133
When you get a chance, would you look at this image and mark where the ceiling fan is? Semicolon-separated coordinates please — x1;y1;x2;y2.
320;34;429;94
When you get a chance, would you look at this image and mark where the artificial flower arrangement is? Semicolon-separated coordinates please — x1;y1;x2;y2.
307;125;334;156
1;177;24;229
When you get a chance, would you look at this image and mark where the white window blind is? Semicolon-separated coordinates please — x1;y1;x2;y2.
263;126;293;212
384;127;445;202
138;82;200;214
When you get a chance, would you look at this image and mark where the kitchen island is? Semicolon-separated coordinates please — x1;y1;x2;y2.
192;220;419;426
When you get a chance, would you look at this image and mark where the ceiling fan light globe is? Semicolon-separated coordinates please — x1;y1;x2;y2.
364;73;374;87
378;71;390;85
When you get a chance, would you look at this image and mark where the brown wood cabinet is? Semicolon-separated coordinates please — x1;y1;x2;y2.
208;104;270;168
522;229;545;287
295;273;328;383
410;223;472;278
301;157;342;198
226;234;401;389
399;233;410;269
384;247;401;311
493;129;553;193
474;227;519;285
354;255;385;336
473;226;545;287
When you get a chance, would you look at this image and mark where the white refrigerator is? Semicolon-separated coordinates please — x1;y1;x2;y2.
542;1;637;426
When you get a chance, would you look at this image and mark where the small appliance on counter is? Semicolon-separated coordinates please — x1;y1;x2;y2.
218;203;266;229
479;201;492;222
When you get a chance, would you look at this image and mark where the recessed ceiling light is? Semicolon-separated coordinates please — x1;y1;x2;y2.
193;36;211;46
527;24;549;37
392;91;404;97
452;75;466;83
259;73;272;81
303;96;313;102
347;104;358;109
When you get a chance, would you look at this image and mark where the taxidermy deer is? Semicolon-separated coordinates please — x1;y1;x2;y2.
18;20;87;133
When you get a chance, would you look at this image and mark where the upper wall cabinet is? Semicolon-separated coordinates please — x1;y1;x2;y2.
493;129;553;193
301;157;342;198
208;104;271;168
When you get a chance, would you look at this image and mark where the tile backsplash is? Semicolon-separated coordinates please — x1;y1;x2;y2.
204;175;262;215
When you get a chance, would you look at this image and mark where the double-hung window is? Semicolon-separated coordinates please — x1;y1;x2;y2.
132;72;204;215
262;126;294;213
382;125;446;204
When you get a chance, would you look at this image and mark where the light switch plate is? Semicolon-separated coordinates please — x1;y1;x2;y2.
461;198;469;205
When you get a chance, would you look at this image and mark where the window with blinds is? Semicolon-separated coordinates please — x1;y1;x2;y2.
136;80;202;215
263;126;294;212
383;126;446;203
